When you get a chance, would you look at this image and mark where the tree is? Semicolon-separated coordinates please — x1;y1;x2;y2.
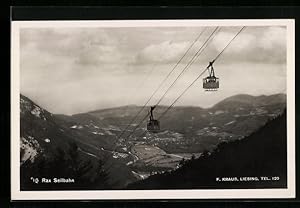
92;159;109;189
179;158;185;166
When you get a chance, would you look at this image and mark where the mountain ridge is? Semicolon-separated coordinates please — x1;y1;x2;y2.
84;93;286;115
20;94;138;190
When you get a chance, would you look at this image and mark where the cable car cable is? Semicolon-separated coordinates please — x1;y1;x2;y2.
137;26;246;138
157;26;246;121
116;28;207;140
137;67;208;138
126;26;244;140
103;27;244;155
126;111;151;139
154;27;220;108
125;27;220;140
214;26;245;62
158;68;207;120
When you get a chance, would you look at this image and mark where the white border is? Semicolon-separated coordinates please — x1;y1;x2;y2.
11;19;295;200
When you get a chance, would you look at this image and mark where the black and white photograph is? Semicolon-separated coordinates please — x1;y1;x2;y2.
11;20;295;200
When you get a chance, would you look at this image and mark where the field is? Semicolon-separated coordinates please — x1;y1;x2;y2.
129;144;201;176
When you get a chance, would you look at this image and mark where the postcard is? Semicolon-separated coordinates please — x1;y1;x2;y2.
11;19;295;200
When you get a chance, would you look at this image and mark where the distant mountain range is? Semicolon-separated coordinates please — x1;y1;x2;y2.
74;93;286;153
19;93;286;190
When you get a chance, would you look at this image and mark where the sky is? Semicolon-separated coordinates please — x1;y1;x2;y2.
20;25;287;115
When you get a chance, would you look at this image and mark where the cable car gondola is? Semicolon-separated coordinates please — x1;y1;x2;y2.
147;106;160;132
203;61;219;91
